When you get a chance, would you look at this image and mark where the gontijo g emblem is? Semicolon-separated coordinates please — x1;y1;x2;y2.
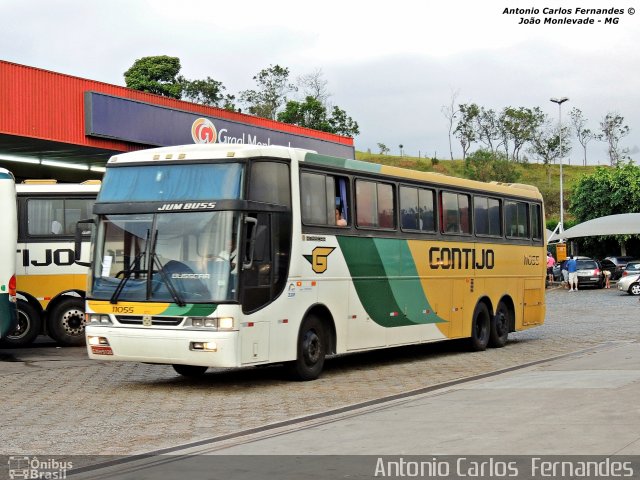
304;247;335;274
191;118;217;144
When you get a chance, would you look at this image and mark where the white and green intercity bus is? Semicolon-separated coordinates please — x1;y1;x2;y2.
0;168;18;339
82;144;546;380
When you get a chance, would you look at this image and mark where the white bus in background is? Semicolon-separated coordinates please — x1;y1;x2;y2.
0;168;18;339
1;180;99;347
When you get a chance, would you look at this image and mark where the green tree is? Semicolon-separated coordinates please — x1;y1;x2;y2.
277;96;331;131
182;77;236;110
239;64;297;120
529;120;571;184
454;103;479;160
498;106;545;162
464;149;520;183
377;143;390;155
124;56;183;99
476;107;502;154
328;105;360;137
569;163;640;221
569;107;597;166
600;112;630;166
569;163;640;254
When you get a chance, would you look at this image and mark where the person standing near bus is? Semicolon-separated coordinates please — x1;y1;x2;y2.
567;256;578;292
546;252;556;284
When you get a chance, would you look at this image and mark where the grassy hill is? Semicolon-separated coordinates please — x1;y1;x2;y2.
355;151;600;228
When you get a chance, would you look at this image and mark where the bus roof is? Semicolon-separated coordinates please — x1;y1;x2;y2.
303;153;543;200
105;144;541;201
107;144;315;165
16;182;101;194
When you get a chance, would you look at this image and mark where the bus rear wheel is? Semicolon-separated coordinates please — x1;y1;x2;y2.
489;301;510;348
468;302;490;352
1;299;41;347
287;315;326;381
48;297;86;347
173;365;208;377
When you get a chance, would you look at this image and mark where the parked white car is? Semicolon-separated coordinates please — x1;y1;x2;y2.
617;273;640;295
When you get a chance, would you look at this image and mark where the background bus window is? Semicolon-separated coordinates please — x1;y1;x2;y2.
27;198;95;236
441;191;470;234
474;196;501;236
356;180;395;229
400;186;435;232
505;200;529;238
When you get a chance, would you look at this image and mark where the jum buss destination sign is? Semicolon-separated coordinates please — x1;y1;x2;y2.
84;92;355;158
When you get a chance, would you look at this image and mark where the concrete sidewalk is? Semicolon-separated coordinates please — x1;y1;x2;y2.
198;340;640;456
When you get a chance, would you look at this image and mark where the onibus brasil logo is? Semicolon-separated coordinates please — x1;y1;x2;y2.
191;118;217;144
8;456;73;479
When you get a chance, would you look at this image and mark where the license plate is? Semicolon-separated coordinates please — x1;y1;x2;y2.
91;346;113;355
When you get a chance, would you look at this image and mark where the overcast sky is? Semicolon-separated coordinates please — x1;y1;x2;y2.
2;0;639;164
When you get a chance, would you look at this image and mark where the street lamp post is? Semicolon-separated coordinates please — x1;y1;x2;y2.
550;97;569;233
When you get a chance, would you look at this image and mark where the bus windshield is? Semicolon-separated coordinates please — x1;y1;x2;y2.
90;211;240;303
97;163;243;202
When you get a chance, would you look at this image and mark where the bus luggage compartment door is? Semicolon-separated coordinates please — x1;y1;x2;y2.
240;321;270;364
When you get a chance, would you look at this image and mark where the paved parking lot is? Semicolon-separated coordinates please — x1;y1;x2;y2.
2;286;639;457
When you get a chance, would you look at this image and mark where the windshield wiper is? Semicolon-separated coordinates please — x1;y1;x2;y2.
109;251;146;304
150;253;186;307
110;229;151;305
146;229;186;307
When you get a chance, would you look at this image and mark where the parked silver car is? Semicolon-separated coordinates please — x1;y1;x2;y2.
617;273;640;295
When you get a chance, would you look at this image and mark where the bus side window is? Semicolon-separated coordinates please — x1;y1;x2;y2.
356;179;395;229
441;191;470;234
301;171;350;227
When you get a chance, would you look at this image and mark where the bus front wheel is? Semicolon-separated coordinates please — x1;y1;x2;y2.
489;301;510;348
1;299;41;347
287;315;326;381
48;297;86;347
468;302;490;352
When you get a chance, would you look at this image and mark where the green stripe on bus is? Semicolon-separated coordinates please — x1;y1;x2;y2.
374;238;445;325
305;153;382;174
163;303;217;317
337;237;445;327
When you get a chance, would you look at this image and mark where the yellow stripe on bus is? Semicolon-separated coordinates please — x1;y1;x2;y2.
87;300;172;316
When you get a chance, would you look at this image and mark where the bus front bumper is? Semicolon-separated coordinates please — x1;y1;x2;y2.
85;325;239;368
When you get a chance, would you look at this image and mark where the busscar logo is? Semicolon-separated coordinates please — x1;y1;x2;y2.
303;247;335;274
191;118;217;144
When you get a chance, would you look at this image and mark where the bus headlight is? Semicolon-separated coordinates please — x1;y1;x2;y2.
88;314;112;324
187;317;235;330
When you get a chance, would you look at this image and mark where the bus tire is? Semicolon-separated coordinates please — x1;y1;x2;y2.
1;299;41;347
287;315;326;381
468;302;490;352
173;365;208;377
489;301;509;348
48;297;86;347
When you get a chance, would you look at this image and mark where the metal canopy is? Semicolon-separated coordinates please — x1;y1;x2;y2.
549;213;640;242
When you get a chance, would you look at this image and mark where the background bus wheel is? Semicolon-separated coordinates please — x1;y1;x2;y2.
48;297;86;347
468;302;490;352
173;365;208;377
287;315;326;381
1;299;41;347
489;301;510;348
